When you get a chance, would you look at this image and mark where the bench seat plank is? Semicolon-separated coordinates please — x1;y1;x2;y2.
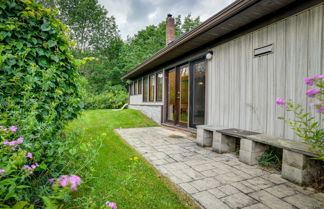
246;134;319;158
217;128;260;139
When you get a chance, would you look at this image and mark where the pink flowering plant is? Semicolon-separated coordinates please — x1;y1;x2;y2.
276;75;324;160
0;125;39;207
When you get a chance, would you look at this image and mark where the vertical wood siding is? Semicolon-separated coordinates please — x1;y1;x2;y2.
207;4;324;141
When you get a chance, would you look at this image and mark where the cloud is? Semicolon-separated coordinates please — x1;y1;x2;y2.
98;0;235;40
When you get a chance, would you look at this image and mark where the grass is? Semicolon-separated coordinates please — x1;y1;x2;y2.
64;109;198;209
257;146;282;171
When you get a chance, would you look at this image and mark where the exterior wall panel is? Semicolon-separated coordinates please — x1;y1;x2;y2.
207;4;324;141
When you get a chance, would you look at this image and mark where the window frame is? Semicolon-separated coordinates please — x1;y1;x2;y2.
143;76;149;102
149;73;156;102
138;78;142;94
156;71;163;102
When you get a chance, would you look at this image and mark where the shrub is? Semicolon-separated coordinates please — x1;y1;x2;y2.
0;0;85;206
83;86;128;110
0;0;82;142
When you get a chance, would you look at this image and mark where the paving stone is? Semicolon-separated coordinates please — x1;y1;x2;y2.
191;163;214;172
170;170;193;182
233;170;252;180
218;185;240;195
311;192;324;204
264;184;295;198
260;174;287;185
214;172;245;184
221;193;257;208
201;169;219;177
116;127;324;209
243;203;270;209
284;194;324;209
193;191;231;209
190;177;221;191
151;159;168;165
249;190;293;209
232;182;256;194
182;168;205;180
208;188;227;198
246;177;274;190
179;183;199;194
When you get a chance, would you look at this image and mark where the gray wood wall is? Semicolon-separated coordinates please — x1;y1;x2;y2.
207;3;324;141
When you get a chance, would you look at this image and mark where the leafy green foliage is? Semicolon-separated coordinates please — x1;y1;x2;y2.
277;75;324;160
83;86;128;110
0;0;82;140
257;147;282;170
0;0;87;206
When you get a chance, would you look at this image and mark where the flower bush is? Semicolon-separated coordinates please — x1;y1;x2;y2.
276;75;323;160
0;125;77;208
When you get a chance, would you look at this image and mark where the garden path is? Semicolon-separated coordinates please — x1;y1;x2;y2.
115;127;324;209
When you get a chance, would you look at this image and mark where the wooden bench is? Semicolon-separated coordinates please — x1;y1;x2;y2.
196;125;323;185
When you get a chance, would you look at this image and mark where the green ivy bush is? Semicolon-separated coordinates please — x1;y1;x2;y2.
0;0;82;140
0;0;86;207
83;85;128;110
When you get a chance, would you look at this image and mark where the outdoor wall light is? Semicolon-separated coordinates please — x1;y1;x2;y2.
206;51;213;60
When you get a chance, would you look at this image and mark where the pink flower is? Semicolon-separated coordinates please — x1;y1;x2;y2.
59;175;69;187
306;89;320;98
59;175;82;191
11;147;16;151
9;126;17;132
16;137;24;144
48;178;55;183
3;141;9;145
23;165;32;170
315;75;324;79
106;201;117;209
275;98;286;105
304;75;324;86
0;169;5;173
304;76;316;86
8;141;16;146
317;107;324;113
69;175;81;191
27;152;33;159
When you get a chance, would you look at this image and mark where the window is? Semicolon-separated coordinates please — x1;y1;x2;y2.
156;72;163;101
138;79;142;94
143;76;149;102
129;83;133;96
149;74;155;101
134;80;138;95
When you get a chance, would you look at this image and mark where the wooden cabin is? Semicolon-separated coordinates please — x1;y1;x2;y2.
121;0;324;142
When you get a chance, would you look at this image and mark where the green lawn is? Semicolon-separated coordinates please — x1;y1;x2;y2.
64;109;198;209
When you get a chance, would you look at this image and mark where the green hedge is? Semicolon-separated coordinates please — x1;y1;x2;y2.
0;0;82;141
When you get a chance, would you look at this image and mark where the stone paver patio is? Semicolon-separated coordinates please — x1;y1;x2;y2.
115;127;324;209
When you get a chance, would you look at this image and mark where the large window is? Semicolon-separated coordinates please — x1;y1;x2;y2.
149;74;156;101
134;80;138;95
143;76;149;102
129;83;133;96
138;79;142;94
156;72;163;101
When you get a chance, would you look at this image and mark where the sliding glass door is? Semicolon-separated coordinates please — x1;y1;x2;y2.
166;59;206;128
189;59;206;128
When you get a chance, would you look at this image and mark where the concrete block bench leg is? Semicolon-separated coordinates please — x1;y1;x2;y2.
239;138;268;165
212;132;236;153
196;128;213;147
282;150;324;185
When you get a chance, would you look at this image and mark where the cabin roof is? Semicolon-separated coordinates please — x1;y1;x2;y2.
121;0;295;80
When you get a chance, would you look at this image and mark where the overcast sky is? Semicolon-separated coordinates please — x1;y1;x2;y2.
98;0;236;40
